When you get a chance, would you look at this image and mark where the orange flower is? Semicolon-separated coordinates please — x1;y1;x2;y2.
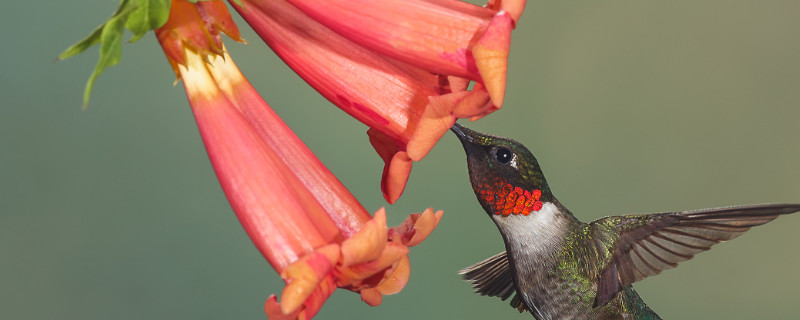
232;0;526;203
155;1;443;319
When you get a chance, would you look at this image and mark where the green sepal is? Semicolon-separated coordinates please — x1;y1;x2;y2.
125;0;170;43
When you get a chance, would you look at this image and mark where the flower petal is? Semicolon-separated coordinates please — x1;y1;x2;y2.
472;10;513;107
297;275;337;319
389;208;445;247
340;208;387;267
336;242;409;288
487;0;528;25
374;256;411;295
452;89;493;118
382;153;414;204
279;244;340;314
265;295;301;320
360;288;383;307
406;93;463;161
368;129;413;204
405;209;445;248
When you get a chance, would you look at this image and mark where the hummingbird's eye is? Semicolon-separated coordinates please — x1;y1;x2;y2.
495;147;513;164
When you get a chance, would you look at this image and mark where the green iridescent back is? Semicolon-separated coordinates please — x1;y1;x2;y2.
547;218;662;319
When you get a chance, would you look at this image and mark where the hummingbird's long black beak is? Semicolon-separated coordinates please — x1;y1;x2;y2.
451;122;474;143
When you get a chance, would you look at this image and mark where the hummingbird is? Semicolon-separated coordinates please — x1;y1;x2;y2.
451;123;800;320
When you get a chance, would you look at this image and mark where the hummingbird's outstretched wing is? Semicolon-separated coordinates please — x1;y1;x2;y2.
593;203;800;307
460;251;528;314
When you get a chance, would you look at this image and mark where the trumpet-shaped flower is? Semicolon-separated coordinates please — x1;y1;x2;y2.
155;1;443;318
232;0;526;203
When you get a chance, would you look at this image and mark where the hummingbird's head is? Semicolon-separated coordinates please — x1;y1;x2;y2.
451;123;553;217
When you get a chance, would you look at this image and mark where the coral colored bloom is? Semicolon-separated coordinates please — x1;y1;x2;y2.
232;0;526;203
155;1;443;319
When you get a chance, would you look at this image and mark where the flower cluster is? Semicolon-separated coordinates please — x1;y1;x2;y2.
64;0;526;318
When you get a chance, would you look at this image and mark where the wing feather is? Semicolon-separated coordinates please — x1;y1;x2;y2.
594;203;800;307
460;251;515;299
459;251;529;314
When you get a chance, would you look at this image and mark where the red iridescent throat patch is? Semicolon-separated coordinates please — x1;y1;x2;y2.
477;179;544;216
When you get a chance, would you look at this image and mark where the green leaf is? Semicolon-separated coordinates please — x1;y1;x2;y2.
59;0;131;60
57;25;104;61
82;5;136;108
125;0;170;43
60;0;174;107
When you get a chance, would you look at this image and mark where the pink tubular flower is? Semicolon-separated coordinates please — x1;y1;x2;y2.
155;1;443;319
232;0;526;203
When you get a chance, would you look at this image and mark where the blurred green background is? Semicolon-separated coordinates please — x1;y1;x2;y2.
3;1;799;319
